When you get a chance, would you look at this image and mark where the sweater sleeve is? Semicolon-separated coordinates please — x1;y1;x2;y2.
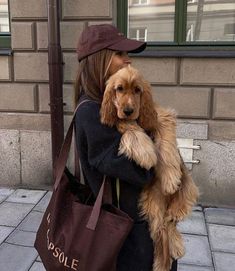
75;101;154;188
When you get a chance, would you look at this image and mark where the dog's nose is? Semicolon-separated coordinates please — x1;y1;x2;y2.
123;107;134;116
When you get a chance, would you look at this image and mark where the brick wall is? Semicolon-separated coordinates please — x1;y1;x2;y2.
0;0;235;206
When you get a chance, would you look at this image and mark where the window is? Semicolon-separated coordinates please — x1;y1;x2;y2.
132;0;149;5
0;0;10;49
117;0;235;55
129;27;148;41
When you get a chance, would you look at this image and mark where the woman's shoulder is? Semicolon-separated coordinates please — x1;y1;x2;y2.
76;97;100;114
75;96;101;125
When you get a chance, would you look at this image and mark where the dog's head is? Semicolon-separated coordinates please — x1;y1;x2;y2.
100;65;158;133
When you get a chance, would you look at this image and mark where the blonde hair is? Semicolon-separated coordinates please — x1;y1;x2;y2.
75;49;115;104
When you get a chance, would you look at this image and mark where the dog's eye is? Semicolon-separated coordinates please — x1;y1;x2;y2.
134;86;141;93
116;85;123;92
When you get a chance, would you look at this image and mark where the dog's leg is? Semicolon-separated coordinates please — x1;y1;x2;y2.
168;222;185;260
155;107;182;195
117;121;157;169
166;161;199;222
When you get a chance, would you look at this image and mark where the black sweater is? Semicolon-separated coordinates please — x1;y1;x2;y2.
74;98;154;220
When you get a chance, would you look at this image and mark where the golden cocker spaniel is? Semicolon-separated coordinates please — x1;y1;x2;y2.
100;65;199;271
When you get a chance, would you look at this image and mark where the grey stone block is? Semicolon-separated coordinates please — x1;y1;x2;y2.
178;264;214;271
209;121;235;141
14;53;49;82
181;58;235;85
34;191;52;212
61;22;84;49
193;140;235;206
0;114;51;131
6;189;46;204
0;83;36;111
178;211;207;235
177;121;208;140
213;252;235;271
205;208;235;226
29;262;46;271
11;22;35;50
213;88;235;119
10;0;47;19
21;131;52;186
18;211;44;232
132;57;178;84
0;202;34;227
62;0;112;19
6;229;36;247
63;53;78;83
38;84;75;113
0;130;21;186
153;86;211;118
0;243;38;271
0;226;14;244
179;234;213;266
36;22;48;50
208;224;235;253
0;56;10;80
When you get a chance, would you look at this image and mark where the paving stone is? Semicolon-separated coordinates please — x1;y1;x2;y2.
205;208;235;226
18;211;44;232
178;264;214;271
213;252;235;271
6;189;46;204
208;224;235;253
0;196;7;204
36;256;42;262
29;261;46;271
33;191;52;212
179;234;213;267
0;188;15;197
178;211;207;235
6;229;36;247
0;243;38;271
0;202;34;227
0;226;15;244
193;205;203;212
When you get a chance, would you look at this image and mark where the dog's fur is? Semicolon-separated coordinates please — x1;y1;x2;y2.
100;66;199;271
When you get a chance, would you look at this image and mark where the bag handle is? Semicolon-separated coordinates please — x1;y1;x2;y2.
86;176;106;230
54;99;90;190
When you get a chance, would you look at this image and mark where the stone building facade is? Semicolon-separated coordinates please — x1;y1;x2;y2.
0;0;235;207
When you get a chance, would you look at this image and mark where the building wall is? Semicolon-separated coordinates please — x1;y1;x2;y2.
0;0;235;206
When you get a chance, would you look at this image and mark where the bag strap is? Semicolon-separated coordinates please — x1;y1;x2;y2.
54;99;90;190
86;175;106;230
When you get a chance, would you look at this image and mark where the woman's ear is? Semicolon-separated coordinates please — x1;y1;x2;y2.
100;80;118;127
138;80;158;133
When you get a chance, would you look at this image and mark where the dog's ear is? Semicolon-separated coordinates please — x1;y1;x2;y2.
100;80;118;127
138;80;158;133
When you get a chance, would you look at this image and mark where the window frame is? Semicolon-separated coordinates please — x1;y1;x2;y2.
117;0;235;57
0;0;11;50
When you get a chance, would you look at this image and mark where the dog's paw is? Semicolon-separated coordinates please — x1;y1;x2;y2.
161;174;181;195
118;130;157;169
168;225;185;259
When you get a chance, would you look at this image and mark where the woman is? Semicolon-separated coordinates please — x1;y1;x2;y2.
74;24;177;271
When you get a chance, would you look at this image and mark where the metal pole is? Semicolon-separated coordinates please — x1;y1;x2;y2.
47;0;64;181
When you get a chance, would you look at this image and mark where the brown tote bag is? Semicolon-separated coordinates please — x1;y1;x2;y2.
34;102;134;271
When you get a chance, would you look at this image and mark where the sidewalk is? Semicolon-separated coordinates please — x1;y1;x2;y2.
0;188;234;271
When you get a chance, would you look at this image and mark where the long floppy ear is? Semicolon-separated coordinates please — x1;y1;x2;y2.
138;80;158;133
100;80;118;127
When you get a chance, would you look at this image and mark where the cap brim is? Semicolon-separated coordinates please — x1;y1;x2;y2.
108;38;146;54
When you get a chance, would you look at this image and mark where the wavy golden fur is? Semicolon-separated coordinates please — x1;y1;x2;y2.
100;65;199;271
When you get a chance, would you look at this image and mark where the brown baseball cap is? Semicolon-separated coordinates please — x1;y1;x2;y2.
77;24;146;62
